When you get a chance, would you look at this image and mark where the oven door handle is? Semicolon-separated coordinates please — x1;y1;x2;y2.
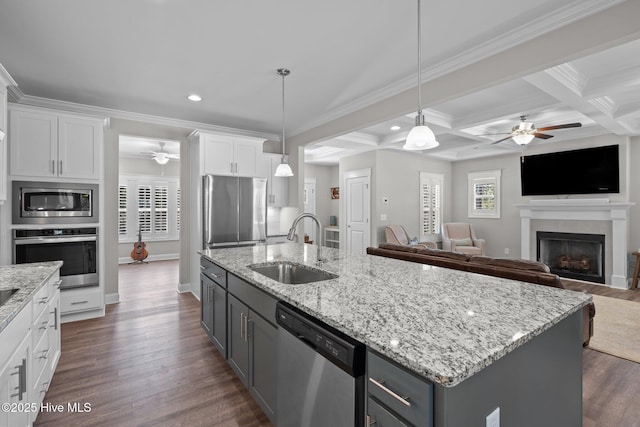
14;236;97;245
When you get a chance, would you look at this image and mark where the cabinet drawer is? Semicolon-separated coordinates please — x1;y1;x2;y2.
201;257;227;288
31;301;50;351
32;327;50;386
368;397;411;427
31;283;50;320
227;274;277;326
61;287;102;313
367;351;433;427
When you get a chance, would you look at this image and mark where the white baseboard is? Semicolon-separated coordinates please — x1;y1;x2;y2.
61;308;105;323
105;292;120;305
177;282;192;294
118;253;179;264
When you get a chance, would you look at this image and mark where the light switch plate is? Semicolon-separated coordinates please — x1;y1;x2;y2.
380;214;387;221
486;407;500;427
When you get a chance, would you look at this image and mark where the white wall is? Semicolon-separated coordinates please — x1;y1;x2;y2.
304;164;338;229
376;149;452;245
450;134;630;259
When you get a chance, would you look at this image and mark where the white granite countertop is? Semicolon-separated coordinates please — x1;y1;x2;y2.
200;244;592;387
0;262;63;334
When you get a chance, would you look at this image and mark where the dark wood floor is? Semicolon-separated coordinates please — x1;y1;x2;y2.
34;260;272;427
35;261;640;426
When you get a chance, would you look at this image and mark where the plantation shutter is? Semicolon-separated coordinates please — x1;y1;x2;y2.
419;172;443;238
118;185;127;236
137;185;152;233
154;185;168;233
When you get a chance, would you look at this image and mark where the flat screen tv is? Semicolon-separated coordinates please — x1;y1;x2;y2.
520;144;619;196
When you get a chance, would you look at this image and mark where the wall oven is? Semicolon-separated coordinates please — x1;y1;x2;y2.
12;181;98;224
13;228;98;289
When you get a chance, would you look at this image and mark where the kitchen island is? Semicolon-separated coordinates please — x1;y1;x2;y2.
0;261;62;426
200;243;591;426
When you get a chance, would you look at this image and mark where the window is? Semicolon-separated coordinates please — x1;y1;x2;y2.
118;185;127;236
468;170;501;218
420;172;443;239
119;175;180;241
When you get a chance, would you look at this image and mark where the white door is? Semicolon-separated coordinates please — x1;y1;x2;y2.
345;170;370;255
303;179;317;243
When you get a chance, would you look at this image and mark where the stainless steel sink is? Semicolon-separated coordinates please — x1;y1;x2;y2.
248;261;338;285
0;288;19;307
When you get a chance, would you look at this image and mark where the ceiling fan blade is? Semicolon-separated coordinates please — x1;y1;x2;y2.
536;123;582;132
533;133;554;140
490;136;513;145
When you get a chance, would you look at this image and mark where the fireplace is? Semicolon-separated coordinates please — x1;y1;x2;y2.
537;232;605;283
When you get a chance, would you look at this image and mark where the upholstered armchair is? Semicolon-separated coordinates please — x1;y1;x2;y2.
441;222;485;255
385;225;436;249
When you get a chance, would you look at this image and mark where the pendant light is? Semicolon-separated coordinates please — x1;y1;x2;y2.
274;68;294;177
403;0;439;151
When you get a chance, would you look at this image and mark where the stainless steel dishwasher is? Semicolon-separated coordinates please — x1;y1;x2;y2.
276;301;366;427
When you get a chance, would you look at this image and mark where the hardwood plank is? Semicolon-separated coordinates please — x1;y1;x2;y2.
34;260;272;427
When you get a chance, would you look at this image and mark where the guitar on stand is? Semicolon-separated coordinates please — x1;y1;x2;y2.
130;225;149;264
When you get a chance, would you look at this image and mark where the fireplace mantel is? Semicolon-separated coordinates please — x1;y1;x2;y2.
517;199;634;289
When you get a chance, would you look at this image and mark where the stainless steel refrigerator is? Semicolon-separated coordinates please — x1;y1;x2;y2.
202;175;267;248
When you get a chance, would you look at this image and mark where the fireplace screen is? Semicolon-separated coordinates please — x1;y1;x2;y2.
537;231;605;284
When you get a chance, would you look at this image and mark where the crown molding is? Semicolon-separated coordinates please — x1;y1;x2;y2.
0;63;17;87
290;0;623;138
11;94;279;141
545;63;589;95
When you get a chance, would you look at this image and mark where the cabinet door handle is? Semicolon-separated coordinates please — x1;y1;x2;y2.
10;359;27;400
39;296;49;304
59;160;63;175
230;162;234;174
209;286;214;303
50;307;59;330
366;415;377;426
51;160;55;174
40;348;50;360
240;312;245;340
40;320;50;330
54;279;62;289
71;300;89;305
369;377;412;407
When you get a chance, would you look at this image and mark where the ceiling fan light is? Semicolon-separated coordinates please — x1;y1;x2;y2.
274;162;293;177
404;124;439;150
154;153;170;165
512;133;535;145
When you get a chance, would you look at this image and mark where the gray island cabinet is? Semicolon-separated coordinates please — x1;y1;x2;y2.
199;244;591;427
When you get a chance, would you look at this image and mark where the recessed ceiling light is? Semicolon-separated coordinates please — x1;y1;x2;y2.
187;94;202;102
390;125;400;131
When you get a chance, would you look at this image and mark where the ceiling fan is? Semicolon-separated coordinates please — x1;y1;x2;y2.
488;115;582;146
140;142;180;165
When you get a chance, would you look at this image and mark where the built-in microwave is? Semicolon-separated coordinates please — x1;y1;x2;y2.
12;181;99;224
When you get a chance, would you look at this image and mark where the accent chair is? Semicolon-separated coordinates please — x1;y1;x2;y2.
384;225;437;249
441;222;486;255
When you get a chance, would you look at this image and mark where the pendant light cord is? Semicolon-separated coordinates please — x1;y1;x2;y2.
280;69;288;160
417;0;422;116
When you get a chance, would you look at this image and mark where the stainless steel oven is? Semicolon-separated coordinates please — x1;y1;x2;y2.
13;228;98;289
12;181;98;224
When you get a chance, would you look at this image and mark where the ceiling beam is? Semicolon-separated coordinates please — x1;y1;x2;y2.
289;0;640;148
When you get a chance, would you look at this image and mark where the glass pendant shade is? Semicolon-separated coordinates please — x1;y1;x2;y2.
274;161;293;177
512;133;535;145
404;112;439;150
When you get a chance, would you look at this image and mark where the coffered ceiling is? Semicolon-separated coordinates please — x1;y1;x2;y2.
0;0;638;164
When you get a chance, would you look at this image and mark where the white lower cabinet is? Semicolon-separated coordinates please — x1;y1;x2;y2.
0;300;32;427
0;269;61;427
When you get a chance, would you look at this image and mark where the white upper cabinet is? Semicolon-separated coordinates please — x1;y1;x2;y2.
9;105;103;181
262;153;289;207
0;64;14;202
0;84;8;201
199;132;262;177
